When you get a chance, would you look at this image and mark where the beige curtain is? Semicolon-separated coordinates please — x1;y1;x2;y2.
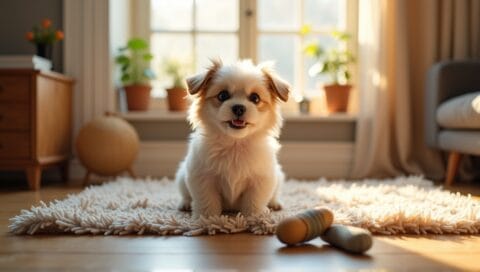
350;0;480;179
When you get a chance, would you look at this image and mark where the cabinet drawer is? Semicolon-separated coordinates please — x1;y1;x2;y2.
0;132;30;159
0;76;30;102
0;104;30;130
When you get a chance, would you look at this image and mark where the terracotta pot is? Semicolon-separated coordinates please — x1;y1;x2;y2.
124;84;151;111
323;84;352;113
166;87;188;111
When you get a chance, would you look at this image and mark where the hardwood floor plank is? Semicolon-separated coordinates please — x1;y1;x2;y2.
1;234;480;255
0;251;465;271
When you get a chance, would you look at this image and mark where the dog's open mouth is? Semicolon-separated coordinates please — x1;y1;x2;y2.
227;119;247;129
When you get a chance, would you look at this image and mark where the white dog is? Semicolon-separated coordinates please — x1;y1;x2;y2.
175;59;290;218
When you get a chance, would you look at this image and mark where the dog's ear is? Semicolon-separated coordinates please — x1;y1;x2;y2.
259;62;290;102
186;59;222;95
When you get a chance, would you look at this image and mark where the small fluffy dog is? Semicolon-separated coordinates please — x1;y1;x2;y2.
175;59;290;218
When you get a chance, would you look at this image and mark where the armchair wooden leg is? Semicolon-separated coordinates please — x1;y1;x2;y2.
445;151;461;186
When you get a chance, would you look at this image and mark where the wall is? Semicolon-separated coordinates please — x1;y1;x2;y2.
0;0;63;71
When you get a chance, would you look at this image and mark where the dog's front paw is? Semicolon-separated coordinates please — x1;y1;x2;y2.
268;200;283;211
178;200;192;212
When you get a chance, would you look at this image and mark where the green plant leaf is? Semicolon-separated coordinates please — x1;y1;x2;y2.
345;71;351;80
127;38;148;50
143;53;154;61
115;55;130;65
115;38;155;86
162;57;193;88
121;74;130;83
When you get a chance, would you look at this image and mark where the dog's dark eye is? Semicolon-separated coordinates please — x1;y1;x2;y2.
217;90;230;102
249;93;260;104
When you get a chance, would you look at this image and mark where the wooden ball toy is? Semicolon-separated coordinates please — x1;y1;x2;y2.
75;113;139;185
276;207;334;246
321;225;373;254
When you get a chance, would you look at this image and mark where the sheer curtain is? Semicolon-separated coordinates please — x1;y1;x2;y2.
350;0;480;179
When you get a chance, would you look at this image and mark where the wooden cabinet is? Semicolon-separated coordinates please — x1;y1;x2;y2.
0;69;74;190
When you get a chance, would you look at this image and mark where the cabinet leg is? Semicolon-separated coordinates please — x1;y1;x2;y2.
127;168;136;179
60;162;70;183
26;166;42;191
83;171;92;187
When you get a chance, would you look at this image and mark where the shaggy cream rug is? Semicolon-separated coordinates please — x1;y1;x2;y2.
9;176;480;236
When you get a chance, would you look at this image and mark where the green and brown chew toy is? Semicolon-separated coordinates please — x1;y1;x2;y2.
275;207;373;254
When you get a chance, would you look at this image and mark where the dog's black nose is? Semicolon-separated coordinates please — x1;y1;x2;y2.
232;104;246;117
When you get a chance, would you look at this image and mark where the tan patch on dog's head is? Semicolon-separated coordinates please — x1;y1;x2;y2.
259;62;290;102
186;59;222;95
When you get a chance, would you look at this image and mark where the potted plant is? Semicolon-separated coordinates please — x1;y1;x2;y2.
162;58;191;111
115;38;155;111
303;29;355;113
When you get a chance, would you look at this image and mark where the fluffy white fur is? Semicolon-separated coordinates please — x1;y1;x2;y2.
175;59;291;218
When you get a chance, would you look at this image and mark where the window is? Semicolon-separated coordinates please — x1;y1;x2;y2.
149;0;240;97
256;0;349;107
137;0;356;112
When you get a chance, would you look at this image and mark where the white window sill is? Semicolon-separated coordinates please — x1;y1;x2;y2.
119;110;357;122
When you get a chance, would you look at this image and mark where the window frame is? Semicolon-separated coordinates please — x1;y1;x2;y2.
131;0;358;113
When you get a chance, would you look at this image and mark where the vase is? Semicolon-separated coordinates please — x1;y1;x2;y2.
35;43;53;61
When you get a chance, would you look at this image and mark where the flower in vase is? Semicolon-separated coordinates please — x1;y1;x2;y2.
25;18;64;45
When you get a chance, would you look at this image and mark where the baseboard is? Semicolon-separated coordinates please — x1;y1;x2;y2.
71;141;354;180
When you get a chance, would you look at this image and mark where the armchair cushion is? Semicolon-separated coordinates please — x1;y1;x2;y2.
438;130;480;155
436;92;480;129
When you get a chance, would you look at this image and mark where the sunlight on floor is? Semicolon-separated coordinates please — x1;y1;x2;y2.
378;235;480;271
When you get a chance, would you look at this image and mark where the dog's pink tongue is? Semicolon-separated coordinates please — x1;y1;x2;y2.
232;119;245;126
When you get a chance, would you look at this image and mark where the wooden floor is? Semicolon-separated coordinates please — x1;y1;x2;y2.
1;179;480;271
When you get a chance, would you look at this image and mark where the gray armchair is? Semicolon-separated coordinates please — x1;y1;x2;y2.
425;60;480;185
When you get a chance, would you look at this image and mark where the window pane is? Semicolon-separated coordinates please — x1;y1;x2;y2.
304;0;346;29
258;35;295;88
151;0;193;31
150;33;193;96
196;0;238;31
258;0;299;30
196;34;238;72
